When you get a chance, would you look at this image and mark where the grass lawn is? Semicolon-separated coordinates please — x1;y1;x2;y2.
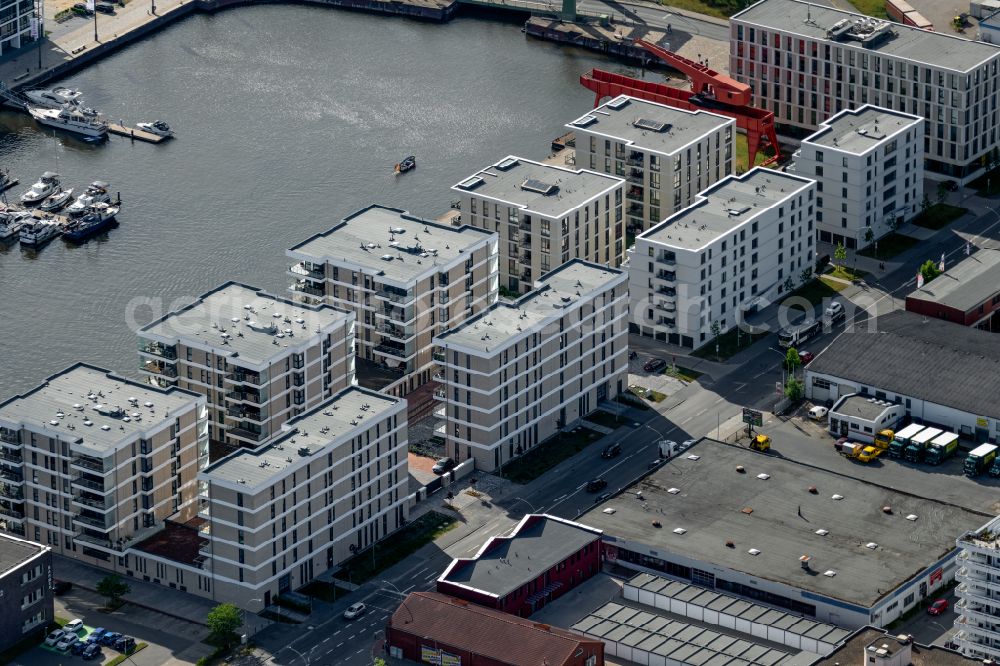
783;277;843;307
859;233;920;259
691;327;768;361
658;0;729;19
500;427;604;484
334;512;457;583
585;410;626;429
845;0;888;18
735;132;778;172
665;364;703;382
911;203;968;230
817;276;848;293
824;265;868;282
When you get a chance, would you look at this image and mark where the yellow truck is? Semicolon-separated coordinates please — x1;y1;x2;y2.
750;434;771;452
872;429;894;451
838;441;882;463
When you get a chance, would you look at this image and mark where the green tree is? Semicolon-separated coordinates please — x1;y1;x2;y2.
920;195;932;213
96;575;129;609
799;267;813;285
888;215;901;233
782;276;795;293
374;659;388;666
920;259;942;284
936;181;947;204
784;376;804;401
785;347;802;374
710;321;721;361
206;603;242;645
864;226;875;247
834;242;847;267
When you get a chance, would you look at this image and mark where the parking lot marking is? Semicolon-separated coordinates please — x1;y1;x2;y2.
323;637;331;643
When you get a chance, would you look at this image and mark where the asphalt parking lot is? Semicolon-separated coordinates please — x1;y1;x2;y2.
754;409;1000;515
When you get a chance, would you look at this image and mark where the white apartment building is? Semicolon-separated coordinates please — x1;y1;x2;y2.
791;105;924;250
432;260;628;472
0;364;208;566
731;0;1000;180
453;156;625;295
286;205;499;395
955;515;1000;662
138;282;355;452
568;95;735;232
0;0;40;57
629;168;816;349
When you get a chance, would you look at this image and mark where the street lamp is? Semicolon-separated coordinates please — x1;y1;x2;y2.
510;497;537;515
241;598;263;639
286;644;318;666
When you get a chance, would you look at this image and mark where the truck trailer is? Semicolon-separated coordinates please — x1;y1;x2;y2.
888;423;925;458
964;443;999;476
925;432;960;465
904;427;943;463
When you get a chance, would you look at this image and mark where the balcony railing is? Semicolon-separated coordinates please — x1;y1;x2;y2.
374;344;409;360
0;469;24;484
433;388;446;400
72;514;111;530
0;505;25;521
291;282;325;297
70;476;105;492
0;430;21;444
227;427;266;443
0;451;23;464
432;372;446;382
141;361;178;378
226;407;265;423
229;371;263;386
375;289;411;304
138;342;177;360
226;390;262;404
657;255;677;266
71;457;106;474
433;351;447;363
72;494;112;511
0;485;24;500
290;262;324;280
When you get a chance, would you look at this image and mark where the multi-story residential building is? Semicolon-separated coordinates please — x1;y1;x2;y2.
791;105;924;249
193;386;407;610
568;95;735;232
432;260;628;471
0;533;52;652
0;0;39;57
0;364;207;567
954;515;1000;662
286;205;499;395
628;168;816;348
731;0;1000;180
138;282;355;452
453;156;625;294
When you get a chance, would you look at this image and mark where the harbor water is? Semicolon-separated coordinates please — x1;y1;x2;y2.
0;6;633;394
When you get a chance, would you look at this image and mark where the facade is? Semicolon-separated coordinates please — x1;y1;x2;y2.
192;387;407;610
286;205;499;394
905;247;1000;331
806;311;1000;443
386;591;605;666
432;260;628;471
730;0;1000;180
568;95;734;232
791;105;924;249
0;533;52;652
583;439;989;628
437;514;603;617
954;515;1000;663
827;394;906;443
0;364;207;567
453;156;625;294
0;0;40;57
138;281;355;451
628;168;816;348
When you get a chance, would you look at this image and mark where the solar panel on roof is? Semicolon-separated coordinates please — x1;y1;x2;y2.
607;96;631;110
633;118;670;132
457;176;484;190
521;178;558;195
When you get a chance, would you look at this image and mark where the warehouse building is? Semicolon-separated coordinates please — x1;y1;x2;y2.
905;247;1000;332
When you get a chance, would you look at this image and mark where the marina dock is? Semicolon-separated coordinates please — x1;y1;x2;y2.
1;178;19;192
107;123;170;144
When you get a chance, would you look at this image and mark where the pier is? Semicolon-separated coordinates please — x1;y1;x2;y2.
107;123;169;144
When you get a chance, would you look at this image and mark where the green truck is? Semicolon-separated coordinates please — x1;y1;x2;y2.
925;432;960;465
964;443;999;476
888;423;925;459
903;427;942;463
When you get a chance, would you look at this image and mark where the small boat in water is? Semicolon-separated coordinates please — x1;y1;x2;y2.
20;172;61;205
66;181;112;217
0;170;17;191
394;155;416;174
23;87;85;109
19;216;63;247
0;211;31;241
38;188;74;213
63;202;120;243
136;120;173;137
28;105;108;140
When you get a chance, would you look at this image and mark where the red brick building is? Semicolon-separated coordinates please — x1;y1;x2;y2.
906;248;1000;332
386;591;604;666
436;514;602;617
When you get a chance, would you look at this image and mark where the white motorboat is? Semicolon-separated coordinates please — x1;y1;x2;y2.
66;181;112;217
23;87;84;109
28;105;108;140
0;211;31;241
19;216;63;246
19;172;61;205
136;120;173;137
38;188;74;213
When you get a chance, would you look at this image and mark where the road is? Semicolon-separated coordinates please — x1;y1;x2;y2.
580;0;731;41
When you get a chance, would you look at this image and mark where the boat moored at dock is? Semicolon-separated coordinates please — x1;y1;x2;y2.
136;120;173;137
63;203;121;243
28;105;109;140
19;172;61;205
23;87;85;109
38;188;74;213
0;211;31;241
19;216;64;247
66;181;112;217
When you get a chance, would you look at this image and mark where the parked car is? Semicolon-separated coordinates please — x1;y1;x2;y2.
648;458;665;469
798;350;815;365
114;636;136;653
643;358;667;373
53;579;73;595
343;602;366;620
99;631;122;646
63;618;84;633
585;478;608;492
87;628;106;644
431;457;455;475
824;301;845;322
71;640;88;655
601;443;622;459
927;599;949;615
808;406;829;421
44;629;66;646
680;439;697;449
82;643;102;661
55;634;78;651
72;2;93;13
94;2;115;13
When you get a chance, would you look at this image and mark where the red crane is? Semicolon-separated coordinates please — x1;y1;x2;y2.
580;38;780;167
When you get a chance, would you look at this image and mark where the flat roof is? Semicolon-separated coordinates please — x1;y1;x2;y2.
140;282;350;367
0;533;48;576
907;248;1000;312
0;363;201;456
803;106;923;155
641;168;814;251
200;386;400;488
582;439;989;608
434;260;624;354
812;628;977;665
573;601;815;666
438;514;602;598
830;394;896;422
732;0;1000;72
568;96;733;156
808;311;1000;420
452;156;623;219
287;204;495;284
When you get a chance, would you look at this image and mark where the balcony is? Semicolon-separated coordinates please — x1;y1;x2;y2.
656;255;677;266
656;271;676;282
955;600;1000;626
289;262;324;280
140;361;178;379
374;322;412;339
373;344;410;361
377;306;408;324
0;451;22;465
626;187;644;202
227;427;267;443
138;341;177;360
657;318;677;328
955;616;1000;642
433;350;447;363
72;514;112;531
627;172;644;184
290;281;325;298
0;429;21;445
375;289;411;305
627;203;644;216
226;390;262;404
957;582;1000;605
0;485;23;500
626;157;643;167
432;372;446;383
71;493;113;512
228;370;263;386
0;469;24;485
70;475;105;493
433;388;446;400
70;456;108;475
226;406;265;423
0;505;25;522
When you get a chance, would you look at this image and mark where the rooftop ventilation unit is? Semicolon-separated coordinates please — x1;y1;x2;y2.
747;548;761;556
298;446;311;456
906;514;918;521
573;115;598;128
521;179;559;196
495;157;519;171
390;227;406;235
865;542;878;549
756;473;770;480
607;96;630;110
673;527;687;535
823;570;837;577
687;454;701;461
667;488;680;494
633;118;670;133
457;176;485;191
831;494;844;500
727;205;752;216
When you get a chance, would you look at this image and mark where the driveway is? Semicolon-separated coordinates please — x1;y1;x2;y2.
892;588;959;647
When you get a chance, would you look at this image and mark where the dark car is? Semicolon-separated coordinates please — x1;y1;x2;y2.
798;350;815;365
53;579;73;595
594;492;612;504
601;443;622;459
944;180;959;192
431;457;455;475
114;636;136;653
71;640;88;655
82;643;102;661
72;2;93;13
99;631;121;646
585;478;607;492
643;358;667;373
927;599;949;615
94;2;115;13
